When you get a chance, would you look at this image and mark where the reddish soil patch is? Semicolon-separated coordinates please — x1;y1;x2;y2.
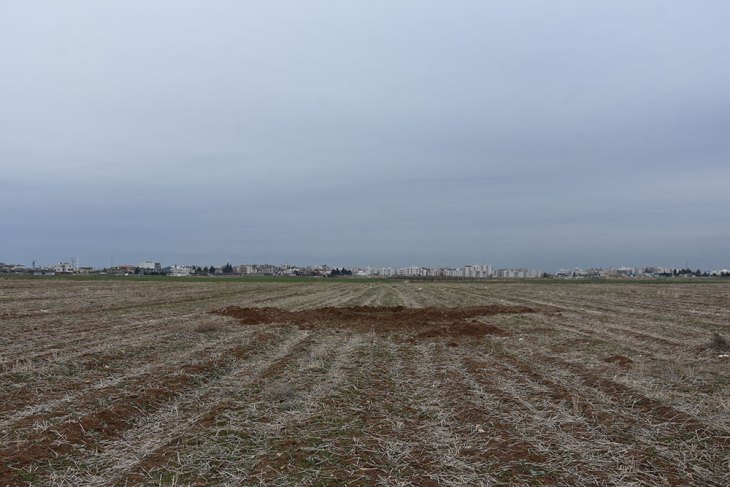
212;305;539;339
413;322;511;339
0;339;271;487
0;383;192;485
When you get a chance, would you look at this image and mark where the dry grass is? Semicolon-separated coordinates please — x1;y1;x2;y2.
0;278;728;485
193;320;227;334
708;331;730;352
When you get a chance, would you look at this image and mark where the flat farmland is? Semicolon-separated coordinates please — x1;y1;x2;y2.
1;278;728;486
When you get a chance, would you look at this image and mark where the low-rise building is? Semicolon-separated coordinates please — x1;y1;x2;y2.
53;262;74;274
169;265;194;277
139;261;161;272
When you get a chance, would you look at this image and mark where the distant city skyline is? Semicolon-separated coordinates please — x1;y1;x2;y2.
1;255;724;275
1;247;725;272
2;2;729;270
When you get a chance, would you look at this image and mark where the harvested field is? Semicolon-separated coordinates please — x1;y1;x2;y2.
1;278;729;486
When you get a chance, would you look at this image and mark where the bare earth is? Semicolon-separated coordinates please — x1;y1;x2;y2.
1;278;728;486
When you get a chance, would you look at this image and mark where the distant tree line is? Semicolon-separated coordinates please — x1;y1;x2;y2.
329;268;352;276
133;267;166;276
194;266;213;275
191;263;234;275
672;268;707;277
653;268;708;277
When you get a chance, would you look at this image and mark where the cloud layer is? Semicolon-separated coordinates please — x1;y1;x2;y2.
2;1;729;269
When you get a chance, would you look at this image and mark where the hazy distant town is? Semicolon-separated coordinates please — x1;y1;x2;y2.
1;260;728;279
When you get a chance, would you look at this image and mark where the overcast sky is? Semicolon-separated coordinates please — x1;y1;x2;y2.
1;1;729;270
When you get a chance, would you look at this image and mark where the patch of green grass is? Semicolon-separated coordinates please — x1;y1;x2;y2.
17;470;40;482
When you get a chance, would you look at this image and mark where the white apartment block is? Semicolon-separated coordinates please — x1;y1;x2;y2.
496;268;541;278
53;262;74;273
464;264;493;278
169;265;193;277
237;265;257;275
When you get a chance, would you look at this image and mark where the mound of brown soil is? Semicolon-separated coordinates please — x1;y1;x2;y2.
212;305;539;340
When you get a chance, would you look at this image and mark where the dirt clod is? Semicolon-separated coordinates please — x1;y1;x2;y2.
707;332;730;352
604;355;633;367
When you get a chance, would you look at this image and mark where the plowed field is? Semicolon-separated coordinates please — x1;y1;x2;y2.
1;279;728;486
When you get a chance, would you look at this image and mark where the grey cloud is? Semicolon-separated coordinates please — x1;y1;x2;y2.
1;1;729;270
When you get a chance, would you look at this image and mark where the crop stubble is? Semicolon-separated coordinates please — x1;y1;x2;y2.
0;278;728;485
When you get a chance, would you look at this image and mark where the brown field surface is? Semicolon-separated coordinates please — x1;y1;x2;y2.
1;278;728;486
